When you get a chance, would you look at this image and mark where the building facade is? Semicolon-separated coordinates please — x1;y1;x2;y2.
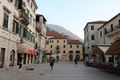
98;13;120;44
0;0;38;68
97;13;120;63
84;13;120;65
35;14;47;63
84;21;106;57
67;40;83;61
46;31;83;61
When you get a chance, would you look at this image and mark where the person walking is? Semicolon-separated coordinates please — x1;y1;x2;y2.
18;55;23;71
74;57;78;64
49;57;55;70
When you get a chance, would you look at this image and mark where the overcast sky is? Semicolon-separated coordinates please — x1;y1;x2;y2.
36;0;120;39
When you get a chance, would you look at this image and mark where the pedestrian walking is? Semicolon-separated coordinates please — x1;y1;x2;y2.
56;56;59;62
49;57;55;70
18;55;23;71
74;57;78;64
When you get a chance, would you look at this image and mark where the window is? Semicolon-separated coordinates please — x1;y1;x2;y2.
64;40;66;43
51;45;52;48
92;45;95;48
51;50;52;53
100;31;102;37
104;28;107;34
15;0;19;8
69;51;73;53
12;20;19;34
77;45;79;48
70;45;72;48
63;50;65;54
76;51;80;53
23;28;27;38
15;0;22;9
91;35;95;40
3;13;9;29
91;25;94;30
57;40;59;43
119;19;120;25
63;45;66;48
111;24;113;31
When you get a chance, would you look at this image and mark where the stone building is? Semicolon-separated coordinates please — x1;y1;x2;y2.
85;13;120;65
35;14;47;63
97;13;120;63
84;21;106;58
46;31;83;61
0;0;38;68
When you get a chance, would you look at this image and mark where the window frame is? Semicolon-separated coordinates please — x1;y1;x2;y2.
91;25;94;30
3;12;9;29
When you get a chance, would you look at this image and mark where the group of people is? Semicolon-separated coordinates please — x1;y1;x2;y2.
18;55;56;71
17;55;79;71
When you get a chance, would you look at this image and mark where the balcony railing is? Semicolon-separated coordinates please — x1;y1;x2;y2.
19;8;29;26
106;24;120;36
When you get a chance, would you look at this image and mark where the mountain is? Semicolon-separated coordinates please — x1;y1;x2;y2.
46;24;84;43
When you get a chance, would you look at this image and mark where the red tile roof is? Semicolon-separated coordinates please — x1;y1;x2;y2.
68;40;83;44
47;31;66;39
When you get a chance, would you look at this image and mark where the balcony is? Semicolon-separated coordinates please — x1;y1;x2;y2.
19;8;29;26
106;24;120;38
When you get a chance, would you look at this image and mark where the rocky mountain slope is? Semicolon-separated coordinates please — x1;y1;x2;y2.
46;24;83;43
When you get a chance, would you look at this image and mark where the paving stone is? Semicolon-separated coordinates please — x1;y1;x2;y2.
0;62;120;80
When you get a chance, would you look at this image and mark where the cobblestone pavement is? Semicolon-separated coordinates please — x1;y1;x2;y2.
0;62;120;80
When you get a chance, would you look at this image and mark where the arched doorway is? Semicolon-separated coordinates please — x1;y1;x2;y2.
69;55;73;61
69;51;73;61
0;48;5;68
75;51;80;61
9;50;15;66
75;55;80;61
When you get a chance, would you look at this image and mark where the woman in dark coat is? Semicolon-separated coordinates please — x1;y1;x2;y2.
74;57;78;64
18;55;23;71
49;57;55;70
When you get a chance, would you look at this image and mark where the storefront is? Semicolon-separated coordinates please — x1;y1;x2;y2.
106;39;120;65
17;42;36;65
92;45;110;63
